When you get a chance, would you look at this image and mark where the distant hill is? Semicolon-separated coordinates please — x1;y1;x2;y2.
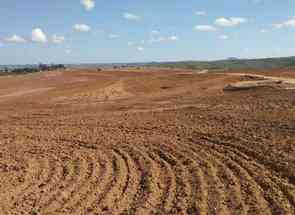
147;56;295;70
66;56;295;71
2;56;295;72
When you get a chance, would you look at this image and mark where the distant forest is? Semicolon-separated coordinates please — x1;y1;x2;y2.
2;56;295;75
148;56;295;70
67;56;295;71
0;64;66;76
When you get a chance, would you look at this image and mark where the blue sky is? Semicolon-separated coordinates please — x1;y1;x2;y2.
1;0;295;64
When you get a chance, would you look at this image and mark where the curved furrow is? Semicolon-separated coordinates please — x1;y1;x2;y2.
199;161;230;215
7;156;46;212
162;142;231;215
108;147;141;214
156;143;209;215
125;145;164;214
53;152;99;214
92;149;129;214
162;143;230;215
69;150;112;214
188;144;248;215
161;142;232;215
150;146;192;214
145;147;177;214
189;163;209;215
41;155;81;213
220;143;295;210
86;150;120;213
197;140;295;214
47;153;92;214
188;142;272;215
200;137;295;204
32;153;68;209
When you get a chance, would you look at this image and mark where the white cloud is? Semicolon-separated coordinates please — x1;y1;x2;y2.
260;29;268;33
219;35;229;40
52;35;65;43
273;24;284;29
194;25;217;31
151;30;160;35
65;49;71;54
168;36;178;41
5;34;26;43
195;11;206;16
137;46;144;52
273;17;295;28
109;34;120;39
73;24;91;32
123;12;140;21
32;28;47;43
81;0;95;11
215;17;247;27
149;35;178;43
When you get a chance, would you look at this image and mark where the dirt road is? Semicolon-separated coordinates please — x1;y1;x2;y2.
0;69;295;214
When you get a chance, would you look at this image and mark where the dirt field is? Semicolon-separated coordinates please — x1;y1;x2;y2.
0;68;295;215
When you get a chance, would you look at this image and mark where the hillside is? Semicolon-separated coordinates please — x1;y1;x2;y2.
150;56;295;70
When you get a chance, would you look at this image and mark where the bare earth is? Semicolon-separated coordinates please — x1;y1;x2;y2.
0;68;295;215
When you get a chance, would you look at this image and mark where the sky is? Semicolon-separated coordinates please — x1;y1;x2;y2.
1;0;295;64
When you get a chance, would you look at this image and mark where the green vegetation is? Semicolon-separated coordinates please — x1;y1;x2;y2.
0;64;66;76
149;56;295;70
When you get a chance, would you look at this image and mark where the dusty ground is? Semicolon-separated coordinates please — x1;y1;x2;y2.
0;68;295;215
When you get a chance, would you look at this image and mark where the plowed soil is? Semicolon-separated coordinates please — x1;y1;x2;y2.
0;68;295;215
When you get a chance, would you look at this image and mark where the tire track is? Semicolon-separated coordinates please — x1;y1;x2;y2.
5;156;43;213
93;150;129;214
68;150;112;214
194;137;295;214
54;152;99;214
41;155;81;213
109;147;141;214
126;145;164;214
3;140;295;214
146;147;177;214
151;146;192;214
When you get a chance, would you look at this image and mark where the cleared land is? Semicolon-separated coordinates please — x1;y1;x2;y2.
0;68;295;215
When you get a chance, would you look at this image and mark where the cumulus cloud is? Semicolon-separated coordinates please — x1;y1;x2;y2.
123;13;140;21
149;35;178;43
32;28;47;43
151;30;160;35
81;0;95;11
194;25;217;31
109;34;120;39
73;24;91;32
168;36;178;41
137;47;144;52
5;34;26;43
215;17;247;27
52;35;65;44
219;35;229;40
195;11;207;16
273;17;295;28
